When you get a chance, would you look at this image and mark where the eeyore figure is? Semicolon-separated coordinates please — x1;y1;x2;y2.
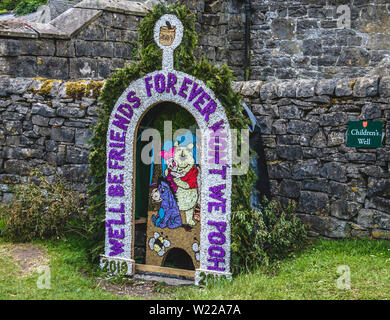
151;179;182;229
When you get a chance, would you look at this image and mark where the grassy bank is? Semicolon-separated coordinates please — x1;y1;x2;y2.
175;239;390;300
0;238;123;300
0;238;389;300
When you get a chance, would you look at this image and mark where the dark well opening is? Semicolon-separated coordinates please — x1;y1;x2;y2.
134;102;198;266
162;248;195;270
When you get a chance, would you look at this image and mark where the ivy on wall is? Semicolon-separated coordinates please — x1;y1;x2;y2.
87;3;257;265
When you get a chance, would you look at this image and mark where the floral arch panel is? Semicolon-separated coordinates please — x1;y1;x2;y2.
100;70;233;285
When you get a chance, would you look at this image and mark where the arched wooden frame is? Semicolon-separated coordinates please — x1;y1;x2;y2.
100;70;232;285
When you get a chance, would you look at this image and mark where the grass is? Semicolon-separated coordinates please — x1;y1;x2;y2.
0;238;126;300
0;238;389;300
174;239;390;300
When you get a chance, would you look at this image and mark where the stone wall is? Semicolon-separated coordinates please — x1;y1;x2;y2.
4;0;390;81
1;75;389;240
177;0;390;81
174;0;247;79
0;0;250;80
0;77;103;200
0;1;147;80
247;0;390;80
235;76;390;239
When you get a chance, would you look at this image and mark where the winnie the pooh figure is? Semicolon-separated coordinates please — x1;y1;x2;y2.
172;141;199;226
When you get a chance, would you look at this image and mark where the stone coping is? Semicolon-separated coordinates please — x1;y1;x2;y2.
30;8;102;39
75;0;150;15
0;0;149;39
0;76;104;99
2;76;390;101
0;21;38;38
233;77;390;101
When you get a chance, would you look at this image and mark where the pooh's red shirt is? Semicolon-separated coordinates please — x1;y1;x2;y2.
180;165;198;189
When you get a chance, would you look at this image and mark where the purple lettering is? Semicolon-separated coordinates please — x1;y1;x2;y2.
193;91;210;112
208;202;226;213
208;245;225;258
118;103;133;119
108;159;124;170
108;173;124;184
211;148;220;164
108;227;125;239
214;138;227;150
208;232;226;245
188;82;203;102
127;91;140;108
209;184;226;202
109;142;125;148
208;131;227;165
166;73;177;95
209;165;227;180
211;129;227;139
209;136;221;151
109;239;124;256
201;99;217;122
155;74;166;93
145;76;153;97
207;220;227;233
178;77;192;99
207;258;225;271
109;148;125;161
112;113;130;131
210;120;224;132
108;204;125;213
110;130;125;142
108;185;124;197
208;150;227;165
106;214;125;226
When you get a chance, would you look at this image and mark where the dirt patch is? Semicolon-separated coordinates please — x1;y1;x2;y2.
96;277;177;299
0;243;49;277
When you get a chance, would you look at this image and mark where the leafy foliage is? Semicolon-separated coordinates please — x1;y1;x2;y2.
14;0;46;16
0;170;86;242
0;0;47;16
150;103;197;135
0;0;20;11
231;199;307;274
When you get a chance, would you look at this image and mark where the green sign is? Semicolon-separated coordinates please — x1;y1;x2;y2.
346;121;384;148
